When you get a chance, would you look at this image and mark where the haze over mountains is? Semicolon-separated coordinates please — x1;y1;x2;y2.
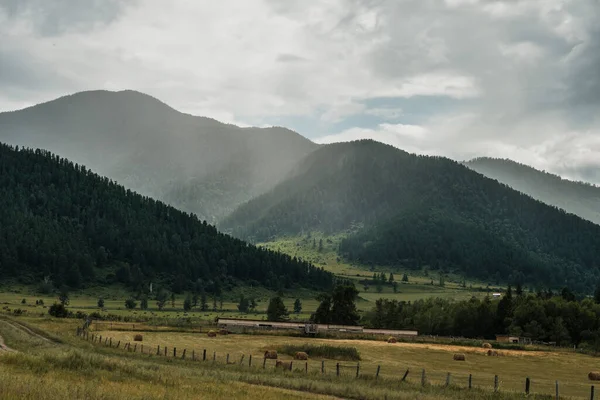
2;90;600;292
465;158;600;226
222;140;600;292
0;90;317;223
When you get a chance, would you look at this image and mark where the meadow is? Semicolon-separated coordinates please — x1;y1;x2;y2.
89;326;600;399
0;313;585;400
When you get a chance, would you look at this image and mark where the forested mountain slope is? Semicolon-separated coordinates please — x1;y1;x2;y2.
465;157;600;225
0;143;332;292
221;140;600;291
0;90;318;222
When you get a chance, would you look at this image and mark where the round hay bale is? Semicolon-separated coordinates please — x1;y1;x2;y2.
453;353;466;361
487;349;498;356
207;330;217;337
133;334;143;342
276;360;291;370
218;329;229;335
294;351;308;360
589;372;600;381
387;337;397;343
264;350;278;359
482;342;492;349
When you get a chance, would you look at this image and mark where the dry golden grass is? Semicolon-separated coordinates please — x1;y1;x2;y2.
93;328;600;398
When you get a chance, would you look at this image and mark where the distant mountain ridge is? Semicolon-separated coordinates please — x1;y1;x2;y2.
221;140;600;292
0;90;318;222
465;157;600;225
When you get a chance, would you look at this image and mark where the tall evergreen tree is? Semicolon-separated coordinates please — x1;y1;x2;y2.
266;296;289;322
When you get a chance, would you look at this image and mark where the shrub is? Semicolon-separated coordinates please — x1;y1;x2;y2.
276;344;360;361
48;303;69;318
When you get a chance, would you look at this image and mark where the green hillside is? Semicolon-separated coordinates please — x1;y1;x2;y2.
221;140;600;292
0;143;333;292
465;157;600;225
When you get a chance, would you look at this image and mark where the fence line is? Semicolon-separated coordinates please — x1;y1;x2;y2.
75;328;597;399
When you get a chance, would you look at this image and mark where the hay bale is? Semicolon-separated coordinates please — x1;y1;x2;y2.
453;353;466;361
589;372;600;381
482;342;492;349
218;329;229;335
276;360;292;370
133;334;143;342
294;351;308;360
264;350;278;359
207;330;217;337
487;349;499;356
387;337;397;343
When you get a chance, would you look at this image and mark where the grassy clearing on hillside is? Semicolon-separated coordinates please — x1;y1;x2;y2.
91;327;600;399
276;343;362;361
0;315;557;400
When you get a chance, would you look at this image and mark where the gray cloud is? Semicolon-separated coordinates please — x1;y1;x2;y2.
0;0;127;36
1;0;599;183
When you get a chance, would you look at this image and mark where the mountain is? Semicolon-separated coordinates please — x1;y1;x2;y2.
0;142;333;292
221;140;600;292
0;90;318;222
465;157;600;225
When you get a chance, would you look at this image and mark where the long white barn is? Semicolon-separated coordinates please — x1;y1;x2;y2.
216;318;418;337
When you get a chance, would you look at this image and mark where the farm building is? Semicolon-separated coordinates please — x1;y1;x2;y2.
495;335;532;344
216;318;418;337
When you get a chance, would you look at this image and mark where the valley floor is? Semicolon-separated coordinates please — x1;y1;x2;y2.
0;314;597;399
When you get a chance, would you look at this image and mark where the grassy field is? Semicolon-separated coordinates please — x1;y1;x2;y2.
0;314;575;400
90;327;598;399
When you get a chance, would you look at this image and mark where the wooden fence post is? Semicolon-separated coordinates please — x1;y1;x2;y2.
174;347;176;358
401;369;409;382
109;338;112;347
164;347;167;356
321;360;325;374
203;349;206;361
305;361;308;374
226;353;229;364
289;361;293;371
157;345;160;355
239;355;245;365
525;377;530;395
556;381;559;400
134;344;137;352
421;369;426;386
591;385;595;400
192;350;195;361
356;363;360;378
376;365;381;380
182;349;186;360
494;375;499;392
336;363;340;377
116;341;120;348
141;344;144;354
445;373;451;387
468;374;472;389
263;357;267;369
249;355;252;367
99;335;102;343
213;351;216;362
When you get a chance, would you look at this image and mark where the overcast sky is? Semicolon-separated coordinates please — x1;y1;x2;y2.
1;0;599;183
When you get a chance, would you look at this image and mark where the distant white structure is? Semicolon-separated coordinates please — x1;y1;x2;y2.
149;282;153;293
492;293;502;298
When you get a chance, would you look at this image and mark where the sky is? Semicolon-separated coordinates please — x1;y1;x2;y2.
1;0;599;183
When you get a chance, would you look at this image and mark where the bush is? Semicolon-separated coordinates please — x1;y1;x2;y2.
48;303;69;318
276;343;361;361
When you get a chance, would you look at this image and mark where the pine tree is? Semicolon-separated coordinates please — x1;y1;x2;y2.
388;273;394;283
183;294;192;311
402;273;408;282
318;239;323;252
266;296;289;322
97;298;104;308
293;298;302;314
140;296;148;310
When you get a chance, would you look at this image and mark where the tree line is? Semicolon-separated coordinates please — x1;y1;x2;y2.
0;143;333;293
364;286;600;349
